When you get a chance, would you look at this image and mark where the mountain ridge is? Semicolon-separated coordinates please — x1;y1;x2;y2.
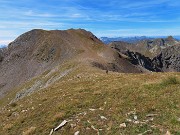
1;29;180;99
0;29;145;99
100;35;180;44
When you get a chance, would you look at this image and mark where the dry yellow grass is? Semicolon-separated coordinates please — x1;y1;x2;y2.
22;127;36;135
0;63;180;135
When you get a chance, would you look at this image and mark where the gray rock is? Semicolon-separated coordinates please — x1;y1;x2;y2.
119;123;127;128
153;44;180;72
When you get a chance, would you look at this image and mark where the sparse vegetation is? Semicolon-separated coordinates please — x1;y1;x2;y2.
161;76;179;86
0;65;180;135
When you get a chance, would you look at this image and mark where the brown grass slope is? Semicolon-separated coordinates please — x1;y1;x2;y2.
0;63;180;135
0;29;144;99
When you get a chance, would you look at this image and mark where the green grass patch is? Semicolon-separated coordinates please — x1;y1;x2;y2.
161;76;179;86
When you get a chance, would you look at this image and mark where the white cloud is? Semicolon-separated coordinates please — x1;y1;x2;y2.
24;10;57;17
0;40;12;45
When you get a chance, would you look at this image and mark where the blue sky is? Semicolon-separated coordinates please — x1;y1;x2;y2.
0;0;180;45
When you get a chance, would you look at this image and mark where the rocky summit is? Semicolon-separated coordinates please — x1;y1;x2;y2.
0;29;145;99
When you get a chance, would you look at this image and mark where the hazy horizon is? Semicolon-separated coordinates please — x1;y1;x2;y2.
1;33;180;47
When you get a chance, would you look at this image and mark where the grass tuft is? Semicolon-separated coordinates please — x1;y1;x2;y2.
161;76;179;86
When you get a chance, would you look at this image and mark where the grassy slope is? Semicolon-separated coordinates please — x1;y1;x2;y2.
0;63;180;135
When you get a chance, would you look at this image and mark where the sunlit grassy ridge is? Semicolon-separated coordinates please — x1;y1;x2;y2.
0;63;180;135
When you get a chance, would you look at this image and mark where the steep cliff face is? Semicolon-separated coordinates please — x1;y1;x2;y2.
152;44;180;72
110;40;180;72
124;51;160;72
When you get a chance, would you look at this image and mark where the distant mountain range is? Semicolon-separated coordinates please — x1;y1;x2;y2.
100;36;180;44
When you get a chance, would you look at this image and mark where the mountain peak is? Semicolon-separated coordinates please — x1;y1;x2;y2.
166;35;175;41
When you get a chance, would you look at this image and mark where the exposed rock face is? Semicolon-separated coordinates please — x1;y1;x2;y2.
109;42;158;71
125;50;159;72
153;44;180;72
108;36;179;58
110;40;180;72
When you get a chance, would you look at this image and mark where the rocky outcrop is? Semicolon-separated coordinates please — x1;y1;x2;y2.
109;37;180;72
152;44;180;72
109;42;159;71
125;50;159;72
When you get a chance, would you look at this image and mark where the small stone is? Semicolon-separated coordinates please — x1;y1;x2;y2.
126;119;132;122
21;110;27;113
134;115;138;120
89;108;96;111
54;120;68;131
100;115;107;120
177;118;180;122
74;131;80;135
133;121;140;124
99;107;104;110
165;131;171;135
119;123;126;128
49;129;54;135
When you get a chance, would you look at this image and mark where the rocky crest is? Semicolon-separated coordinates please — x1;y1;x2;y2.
135;36;179;57
153;44;180;72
